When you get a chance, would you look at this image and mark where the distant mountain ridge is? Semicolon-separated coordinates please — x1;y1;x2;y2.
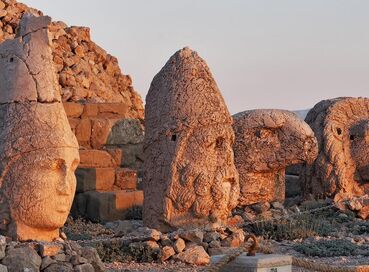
293;109;310;120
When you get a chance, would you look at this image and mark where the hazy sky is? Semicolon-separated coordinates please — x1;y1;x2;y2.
22;0;369;113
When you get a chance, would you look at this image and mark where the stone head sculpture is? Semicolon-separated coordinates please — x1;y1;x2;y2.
0;14;79;241
143;47;239;231
233;109;318;206
300;97;369;200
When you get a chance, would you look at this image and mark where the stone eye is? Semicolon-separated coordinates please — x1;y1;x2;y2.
50;159;65;171
215;137;224;149
336;127;342;135
350;135;355;141
171;134;177;141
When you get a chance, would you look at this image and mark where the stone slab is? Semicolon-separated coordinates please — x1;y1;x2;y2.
82;190;143;222
79;149;120;168
63;102;84;118
211;254;292;272
115;168;137;190
76;167;115;192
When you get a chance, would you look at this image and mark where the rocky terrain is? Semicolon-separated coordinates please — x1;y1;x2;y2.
0;0;143;118
60;196;369;271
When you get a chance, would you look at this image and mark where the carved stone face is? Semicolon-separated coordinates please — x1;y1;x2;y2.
171;124;239;223
301;97;369;199
4;148;79;232
143;48;239;231
233;109;318;205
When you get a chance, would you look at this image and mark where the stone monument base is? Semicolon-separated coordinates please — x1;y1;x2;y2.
211;253;292;272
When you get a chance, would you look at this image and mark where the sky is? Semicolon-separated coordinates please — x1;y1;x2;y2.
21;0;369;114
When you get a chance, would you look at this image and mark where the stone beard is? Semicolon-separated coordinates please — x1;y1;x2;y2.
164;124;239;228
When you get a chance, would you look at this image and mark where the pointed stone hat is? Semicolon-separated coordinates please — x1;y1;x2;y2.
145;47;232;146
0;13;78;161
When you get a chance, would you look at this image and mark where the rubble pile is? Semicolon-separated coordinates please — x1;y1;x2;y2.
0;236;105;272
0;0;143;117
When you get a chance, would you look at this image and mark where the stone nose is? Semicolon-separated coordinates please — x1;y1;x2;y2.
218;144;234;166
56;170;74;196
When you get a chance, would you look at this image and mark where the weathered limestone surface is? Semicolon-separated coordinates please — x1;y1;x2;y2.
66;102;145;221
0;0;143;118
233;109;318;206
143;47;239;231
0;14;79;241
300;97;369;200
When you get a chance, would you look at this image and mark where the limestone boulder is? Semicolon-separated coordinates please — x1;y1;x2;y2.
2;247;41;272
174;246;210;265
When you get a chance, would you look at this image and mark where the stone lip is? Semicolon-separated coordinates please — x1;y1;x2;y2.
211;253;293;268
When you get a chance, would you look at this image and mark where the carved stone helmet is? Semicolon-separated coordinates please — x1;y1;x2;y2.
145;47;232;146
144;47;239;231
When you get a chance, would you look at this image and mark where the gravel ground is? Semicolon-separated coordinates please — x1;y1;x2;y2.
105;262;313;272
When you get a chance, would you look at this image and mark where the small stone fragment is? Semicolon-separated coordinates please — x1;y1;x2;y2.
174;238;186;253
39;243;64;257
358;206;369;220
204;231;221;243
174;246;210;265
0;236;6;260
2;247;42;272
43;262;73;272
161;246;175;261
180;229;204;244
74;263;95;272
40;256;56;270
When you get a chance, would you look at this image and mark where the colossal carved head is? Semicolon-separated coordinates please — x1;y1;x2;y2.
143;47;239;231
0;14;79;241
300;97;369;199
233;109;318;205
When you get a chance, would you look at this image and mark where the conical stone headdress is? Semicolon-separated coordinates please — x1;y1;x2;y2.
0;13;78;163
145;47;232;146
144;47;239;231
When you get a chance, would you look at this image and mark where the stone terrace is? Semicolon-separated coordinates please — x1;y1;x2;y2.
64;102;144;222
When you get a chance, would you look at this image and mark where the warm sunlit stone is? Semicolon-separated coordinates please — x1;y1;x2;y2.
0;13;79;241
143;47;240;232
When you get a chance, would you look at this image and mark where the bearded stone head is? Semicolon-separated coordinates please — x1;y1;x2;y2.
143;47;239;232
0;14;79;241
300;97;369;199
233;109;318;206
